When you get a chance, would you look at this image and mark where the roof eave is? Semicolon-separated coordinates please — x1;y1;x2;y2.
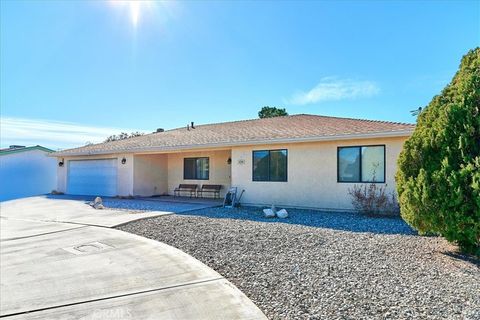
0;145;54;156
50;129;413;157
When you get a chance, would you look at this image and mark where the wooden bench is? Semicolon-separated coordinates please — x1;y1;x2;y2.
174;184;198;198
197;184;222;199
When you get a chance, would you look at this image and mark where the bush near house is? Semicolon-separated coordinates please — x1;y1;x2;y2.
396;48;480;255
348;183;400;216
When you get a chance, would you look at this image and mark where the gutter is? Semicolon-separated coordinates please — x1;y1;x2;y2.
49;129;414;157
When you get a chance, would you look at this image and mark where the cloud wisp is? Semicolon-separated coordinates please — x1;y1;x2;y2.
288;77;380;105
0;117;145;150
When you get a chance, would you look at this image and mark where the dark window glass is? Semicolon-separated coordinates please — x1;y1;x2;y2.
337;146;385;183
253;150;269;181
184;157;209;180
184;158;196;180
338;147;361;182
253;149;287;182
270;150;287;181
196;158;209;180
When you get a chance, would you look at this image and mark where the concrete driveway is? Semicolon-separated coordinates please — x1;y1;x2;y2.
0;196;202;228
0;197;266;319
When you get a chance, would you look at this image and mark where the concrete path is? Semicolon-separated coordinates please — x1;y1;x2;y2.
0;217;83;241
0;198;266;320
0;196;174;227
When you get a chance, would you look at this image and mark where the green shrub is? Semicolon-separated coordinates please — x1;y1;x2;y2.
396;48;480;255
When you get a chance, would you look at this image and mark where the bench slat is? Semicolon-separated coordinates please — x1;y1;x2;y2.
177;184;197;189
200;184;222;191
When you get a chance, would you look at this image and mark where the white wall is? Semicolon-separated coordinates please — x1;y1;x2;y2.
231;137;407;210
0;149;57;201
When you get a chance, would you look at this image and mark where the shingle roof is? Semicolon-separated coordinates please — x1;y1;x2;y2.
0;145;54;156
52;114;415;156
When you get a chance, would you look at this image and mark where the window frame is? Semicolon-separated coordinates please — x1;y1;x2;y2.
183;157;210;180
337;144;386;183
252;149;288;182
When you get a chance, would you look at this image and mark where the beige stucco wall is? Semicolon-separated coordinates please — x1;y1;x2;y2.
56;136;406;207
56;150;231;198
167;150;231;197
230;136;407;210
133;154;168;196
56;154;134;196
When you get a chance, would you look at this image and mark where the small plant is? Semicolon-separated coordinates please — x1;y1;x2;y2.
348;166;399;216
348;183;400;216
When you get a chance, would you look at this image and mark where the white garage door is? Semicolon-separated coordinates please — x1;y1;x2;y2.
67;159;117;197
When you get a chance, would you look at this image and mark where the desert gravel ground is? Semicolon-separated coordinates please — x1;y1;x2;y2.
118;207;480;320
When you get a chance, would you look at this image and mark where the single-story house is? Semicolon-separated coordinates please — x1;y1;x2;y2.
51;114;414;211
0;145;57;201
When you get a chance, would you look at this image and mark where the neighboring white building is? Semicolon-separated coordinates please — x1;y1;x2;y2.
0;145;57;201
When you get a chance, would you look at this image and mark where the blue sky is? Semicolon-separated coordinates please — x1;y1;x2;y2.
1;0;479;149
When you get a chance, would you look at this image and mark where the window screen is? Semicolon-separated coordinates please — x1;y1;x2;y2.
338;145;385;183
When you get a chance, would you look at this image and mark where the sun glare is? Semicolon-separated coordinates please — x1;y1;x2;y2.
110;0;155;28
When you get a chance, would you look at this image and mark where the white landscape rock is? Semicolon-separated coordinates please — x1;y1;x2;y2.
92;197;104;210
263;208;276;218
276;209;289;219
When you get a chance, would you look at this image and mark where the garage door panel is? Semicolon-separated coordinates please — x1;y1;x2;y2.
67;159;117;197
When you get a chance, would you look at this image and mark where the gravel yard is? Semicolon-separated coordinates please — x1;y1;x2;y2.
101;198;219;213
118;207;480;320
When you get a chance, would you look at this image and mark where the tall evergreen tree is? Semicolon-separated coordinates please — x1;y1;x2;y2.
258;106;288;118
396;48;480;254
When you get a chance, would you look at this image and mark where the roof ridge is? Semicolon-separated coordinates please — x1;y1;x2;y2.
166;113;299;132
99;114;413;142
51;113;415;156
164;113;414;131
292;113;415;126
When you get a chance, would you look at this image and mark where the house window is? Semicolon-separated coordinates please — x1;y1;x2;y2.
253;149;287;182
337;145;385;183
184;157;209;180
